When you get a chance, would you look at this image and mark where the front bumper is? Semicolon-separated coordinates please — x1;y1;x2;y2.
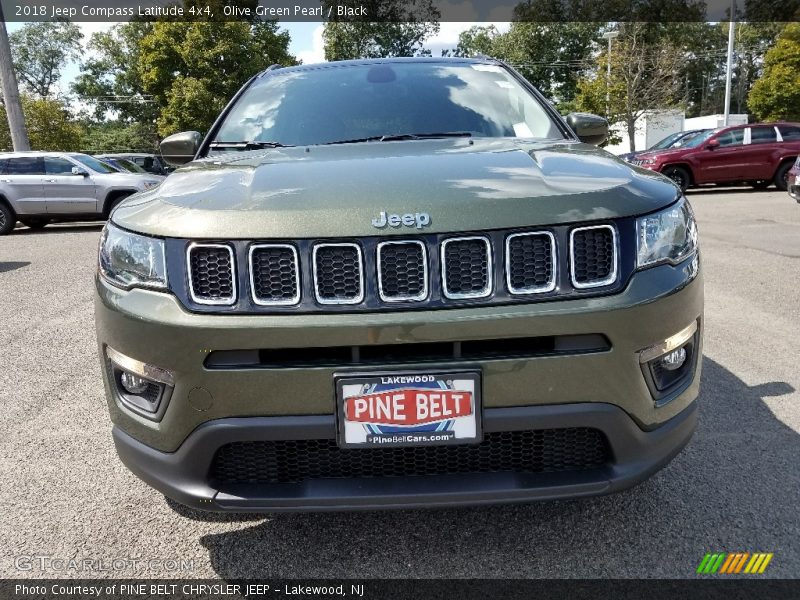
113;400;697;512
96;258;702;510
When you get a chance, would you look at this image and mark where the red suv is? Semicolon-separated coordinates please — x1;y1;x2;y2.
631;123;800;192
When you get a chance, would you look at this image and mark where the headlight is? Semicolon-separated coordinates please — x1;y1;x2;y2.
142;180;161;190
99;223;167;289
636;197;698;269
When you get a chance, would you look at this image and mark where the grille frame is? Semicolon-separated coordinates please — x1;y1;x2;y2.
248;243;301;307
505;231;557;295
376;239;429;303
440;235;493;300
569;224;618;289
186;242;237;306
312;242;365;306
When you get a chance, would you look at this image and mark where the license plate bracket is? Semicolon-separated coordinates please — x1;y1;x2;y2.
335;370;482;449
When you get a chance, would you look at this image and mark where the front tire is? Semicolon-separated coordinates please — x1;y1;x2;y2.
662;166;690;192
0;203;15;235
20;217;50;230
774;162;792;192
104;192;132;218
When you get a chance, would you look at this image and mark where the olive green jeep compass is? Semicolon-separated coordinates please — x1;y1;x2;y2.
95;57;702;512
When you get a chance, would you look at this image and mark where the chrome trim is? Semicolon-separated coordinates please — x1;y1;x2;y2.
376;240;429;303
440;236;493;300
505;231;557;294
312;242;365;305
639;321;698;364
248;243;301;306
186;242;237;306
106;346;175;386
569;224;618;289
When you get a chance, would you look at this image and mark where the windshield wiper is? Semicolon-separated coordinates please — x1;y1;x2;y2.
209;141;290;150
325;132;472;145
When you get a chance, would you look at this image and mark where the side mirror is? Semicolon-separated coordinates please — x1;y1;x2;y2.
565;112;609;146
71;167;89;177
706;139;720;150
160;131;203;166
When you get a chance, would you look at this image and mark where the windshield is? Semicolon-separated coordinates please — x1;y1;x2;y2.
649;132;685;151
682;129;718;148
70;154;118;173
115;158;147;173
211;62;563;149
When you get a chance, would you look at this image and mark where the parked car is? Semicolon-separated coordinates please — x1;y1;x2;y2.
0;152;164;234
630;123;800;192
619;129;708;162
788;156;800;202
96;57;702;512
96;153;170;176
98;156;149;174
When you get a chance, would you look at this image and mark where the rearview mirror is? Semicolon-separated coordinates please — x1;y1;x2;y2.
565;113;609;146
71;167;88;177
706;139;720;150
160;131;203;166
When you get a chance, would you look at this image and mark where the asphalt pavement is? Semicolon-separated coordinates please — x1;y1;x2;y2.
0;189;798;579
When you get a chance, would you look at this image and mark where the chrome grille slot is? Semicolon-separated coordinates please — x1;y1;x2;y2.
187;243;236;305
377;240;428;302
249;244;300;306
570;225;617;288
506;231;556;294
441;236;492;299
312;243;364;305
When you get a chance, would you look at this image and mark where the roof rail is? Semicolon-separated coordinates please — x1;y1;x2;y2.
257;64;283;78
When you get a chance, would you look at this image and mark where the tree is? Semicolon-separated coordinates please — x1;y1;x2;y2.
321;0;440;60
575;23;684;151
747;23;798;121
79;121;160;154
0;96;83;152
9;21;83;98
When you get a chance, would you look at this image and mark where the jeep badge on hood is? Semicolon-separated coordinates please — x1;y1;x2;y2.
372;211;431;229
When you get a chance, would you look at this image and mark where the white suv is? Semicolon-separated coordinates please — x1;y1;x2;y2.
0;151;163;234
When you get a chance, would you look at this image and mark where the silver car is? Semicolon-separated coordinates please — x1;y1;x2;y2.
0;152;163;234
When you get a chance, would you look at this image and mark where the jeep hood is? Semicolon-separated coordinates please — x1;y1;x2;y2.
113;138;680;239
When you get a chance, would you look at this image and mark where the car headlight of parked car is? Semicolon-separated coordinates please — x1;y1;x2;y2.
637;197;698;269
99;223;167;290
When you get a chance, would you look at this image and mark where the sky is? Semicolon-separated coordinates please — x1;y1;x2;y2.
7;20;511;93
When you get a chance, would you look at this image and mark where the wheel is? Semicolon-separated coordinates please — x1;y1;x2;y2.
662;166;690;192
105;192;132;217
774;161;792;191
0;202;15;235
749;180;770;190
20;217;50;230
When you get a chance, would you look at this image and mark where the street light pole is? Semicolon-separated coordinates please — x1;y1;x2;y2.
0;5;30;151
723;0;736;126
602;31;619;118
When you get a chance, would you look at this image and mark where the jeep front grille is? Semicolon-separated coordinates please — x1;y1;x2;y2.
312;243;364;305
377;240;428;302
210;428;610;486
187;243;236;305
178;221;626;312
441;236;492;299
570;225;617;288
506;231;556;294
249;244;300;306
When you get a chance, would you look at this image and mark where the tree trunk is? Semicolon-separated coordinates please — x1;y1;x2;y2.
0;7;30;151
626;118;637;152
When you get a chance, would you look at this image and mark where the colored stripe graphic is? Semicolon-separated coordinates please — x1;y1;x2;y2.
697;552;773;574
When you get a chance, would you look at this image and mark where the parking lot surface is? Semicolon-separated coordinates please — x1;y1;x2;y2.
1;189;798;579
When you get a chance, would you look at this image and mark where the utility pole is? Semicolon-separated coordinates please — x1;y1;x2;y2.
602;30;619;118
723;0;736;126
0;6;30;151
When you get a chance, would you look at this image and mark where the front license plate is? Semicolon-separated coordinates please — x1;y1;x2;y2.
335;371;481;448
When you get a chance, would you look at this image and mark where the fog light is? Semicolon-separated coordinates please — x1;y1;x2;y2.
120;371;150;394
659;347;686;371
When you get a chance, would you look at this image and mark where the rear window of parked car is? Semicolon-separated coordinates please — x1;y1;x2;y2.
750;127;777;144
778;125;800;140
3;157;44;175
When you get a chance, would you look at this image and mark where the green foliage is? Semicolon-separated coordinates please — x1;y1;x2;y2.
321;0;440;60
748;23;800;122
0;96;83;152
78;121;160;154
9;21;83;98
